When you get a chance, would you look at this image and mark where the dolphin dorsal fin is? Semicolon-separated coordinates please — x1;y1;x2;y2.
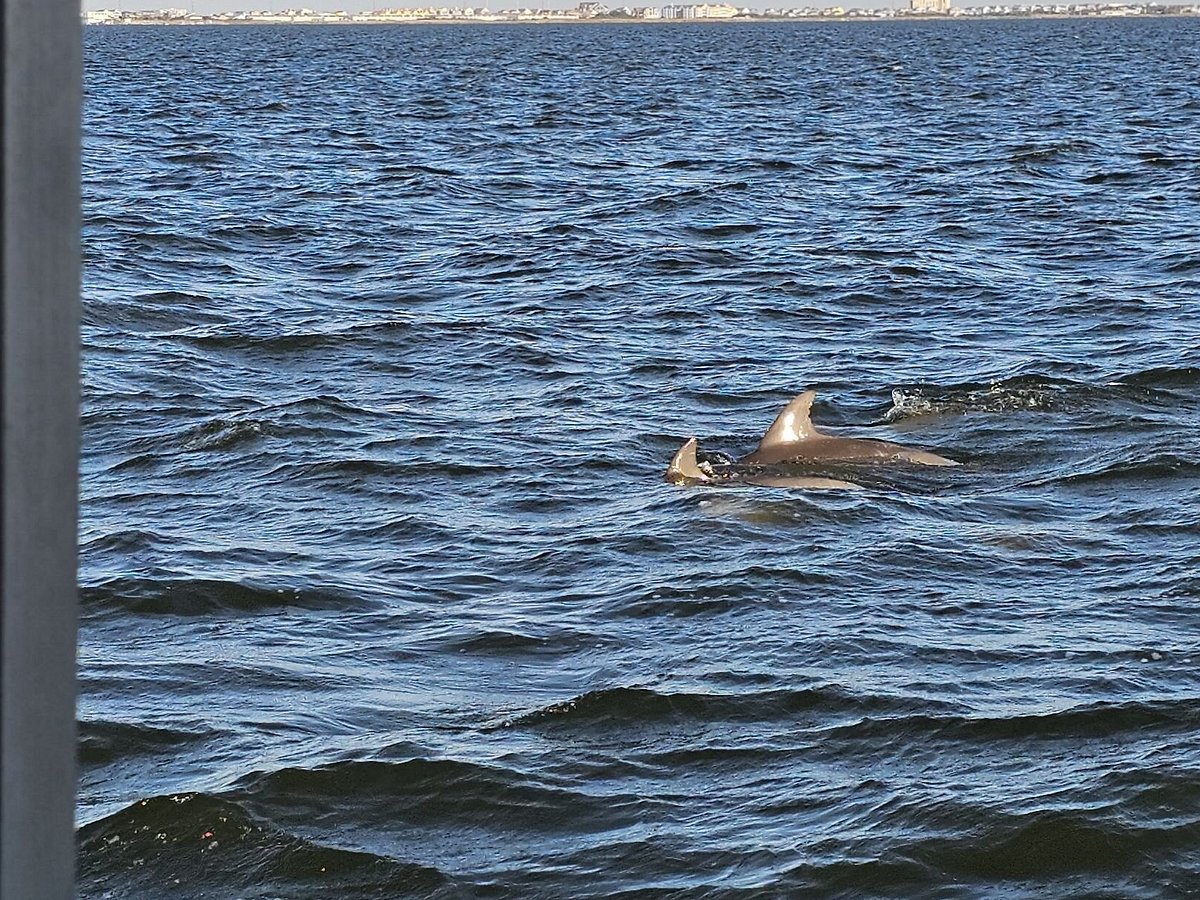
755;390;821;451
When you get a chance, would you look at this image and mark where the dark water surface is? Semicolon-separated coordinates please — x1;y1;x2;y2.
80;19;1200;898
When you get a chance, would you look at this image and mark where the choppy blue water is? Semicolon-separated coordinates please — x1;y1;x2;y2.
79;19;1200;898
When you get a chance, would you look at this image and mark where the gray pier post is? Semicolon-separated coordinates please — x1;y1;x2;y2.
1;0;80;897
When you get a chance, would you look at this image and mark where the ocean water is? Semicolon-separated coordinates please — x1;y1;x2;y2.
79;19;1200;898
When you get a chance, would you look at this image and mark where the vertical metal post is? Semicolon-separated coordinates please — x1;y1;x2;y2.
0;0;80;897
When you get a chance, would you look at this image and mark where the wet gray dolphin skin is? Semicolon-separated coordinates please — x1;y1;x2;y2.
665;389;957;489
665;437;861;490
742;390;958;467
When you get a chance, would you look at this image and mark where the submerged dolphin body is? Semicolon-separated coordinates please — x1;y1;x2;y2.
665;389;958;489
665;437;862;489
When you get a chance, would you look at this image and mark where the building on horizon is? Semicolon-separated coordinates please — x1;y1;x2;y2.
911;0;951;11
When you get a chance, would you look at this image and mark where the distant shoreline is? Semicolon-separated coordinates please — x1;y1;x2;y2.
84;12;1200;25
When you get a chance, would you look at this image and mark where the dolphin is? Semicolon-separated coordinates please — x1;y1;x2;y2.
742;390;959;467
665;437;862;489
664;389;958;489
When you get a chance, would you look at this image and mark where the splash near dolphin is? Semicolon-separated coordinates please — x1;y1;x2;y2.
665;389;958;489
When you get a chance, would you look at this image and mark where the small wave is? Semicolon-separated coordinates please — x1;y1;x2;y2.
80;577;376;617
81;528;164;554
84;289;227;332
886;368;1200;422
105;452;162;474
131;231;234;255
79;719;221;766
1157;253;1200;274
1082;170;1138;185
657;158;717;169
442;628;595;657
271;458;510;482
181;328;348;354
135;289;215;307
492;685;952;731
825;698;1200;744
751;157;800;170
163;150;239;167
78;792;455;900
180;418;273;452
266;393;385;422
234;758;613;830
1050;454;1200;486
645;247;743;271
1007;138;1097;163
84;212;161;230
618;591;753;619
1112;365;1200;391
211;221;325;241
613;568;836;619
684;223;762;238
883;375;1089;420
630;362;682;376
179;320;417;355
924;812;1147;880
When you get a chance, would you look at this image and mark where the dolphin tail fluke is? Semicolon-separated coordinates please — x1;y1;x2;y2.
665;437;707;484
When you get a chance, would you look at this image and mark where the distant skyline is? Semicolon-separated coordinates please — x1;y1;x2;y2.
83;0;906;13
85;1;379;11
